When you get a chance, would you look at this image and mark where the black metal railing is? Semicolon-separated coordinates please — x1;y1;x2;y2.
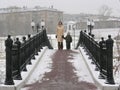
4;29;53;85
76;30;115;84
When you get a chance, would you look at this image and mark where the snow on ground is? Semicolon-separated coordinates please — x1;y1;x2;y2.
92;28;119;40
22;50;55;86
0;59;5;84
21;49;96;90
0;28;120;86
63;28;120;85
113;59;120;84
0;37;6;84
68;50;94;83
21;49;55;90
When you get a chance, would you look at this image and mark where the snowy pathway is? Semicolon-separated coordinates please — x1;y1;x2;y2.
21;49;99;90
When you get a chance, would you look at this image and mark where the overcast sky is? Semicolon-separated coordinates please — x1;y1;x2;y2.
0;0;120;16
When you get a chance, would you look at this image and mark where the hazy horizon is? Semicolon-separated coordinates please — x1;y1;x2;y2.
0;0;120;16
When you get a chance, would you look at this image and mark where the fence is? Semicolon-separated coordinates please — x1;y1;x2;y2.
4;29;53;85
76;31;115;84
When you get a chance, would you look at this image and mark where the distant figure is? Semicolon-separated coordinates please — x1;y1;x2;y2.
64;32;72;50
56;21;64;50
41;20;45;30
87;19;91;34
31;20;35;31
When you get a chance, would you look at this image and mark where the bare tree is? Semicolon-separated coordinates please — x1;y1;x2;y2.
98;5;112;20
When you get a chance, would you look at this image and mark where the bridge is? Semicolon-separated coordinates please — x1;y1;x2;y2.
0;29;119;90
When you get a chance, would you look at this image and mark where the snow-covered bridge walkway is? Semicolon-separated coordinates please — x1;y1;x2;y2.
21;49;98;90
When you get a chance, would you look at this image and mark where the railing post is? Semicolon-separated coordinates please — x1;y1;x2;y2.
22;42;27;71
83;30;86;49
12;44;22;80
75;31;83;49
5;35;14;85
27;36;32;64
105;35;115;84
38;32;42;51
43;29;53;49
14;38;22;80
32;36;35;59
40;32;43;49
35;35;38;55
99;37;106;79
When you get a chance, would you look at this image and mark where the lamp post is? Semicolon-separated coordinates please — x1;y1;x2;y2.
73;27;75;48
72;24;76;49
31;20;35;35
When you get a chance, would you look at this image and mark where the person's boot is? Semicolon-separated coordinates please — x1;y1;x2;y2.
58;42;61;50
61;42;63;50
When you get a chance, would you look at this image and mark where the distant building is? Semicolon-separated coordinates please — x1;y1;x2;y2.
76;20;120;30
66;21;76;32
0;7;63;36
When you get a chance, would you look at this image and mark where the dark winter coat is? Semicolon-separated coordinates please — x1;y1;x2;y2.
64;34;72;49
64;35;72;43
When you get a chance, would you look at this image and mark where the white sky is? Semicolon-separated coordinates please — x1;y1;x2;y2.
0;0;120;16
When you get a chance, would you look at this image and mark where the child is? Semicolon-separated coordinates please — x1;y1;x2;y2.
64;32;72;50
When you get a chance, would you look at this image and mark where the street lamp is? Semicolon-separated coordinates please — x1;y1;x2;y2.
72;24;76;48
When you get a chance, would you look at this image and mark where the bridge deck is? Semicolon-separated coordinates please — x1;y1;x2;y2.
21;49;99;90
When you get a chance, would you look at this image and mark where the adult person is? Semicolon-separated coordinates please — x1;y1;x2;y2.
41;19;45;30
56;21;64;50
